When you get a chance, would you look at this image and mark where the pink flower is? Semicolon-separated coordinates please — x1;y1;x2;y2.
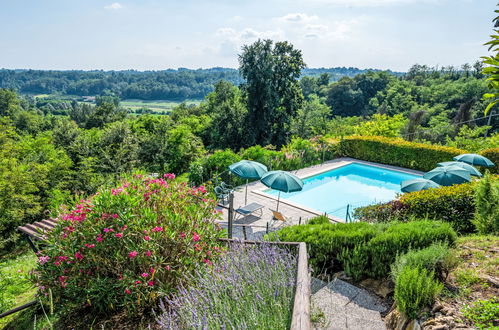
75;252;84;260
62;233;68;239
152;226;163;232
141;273;149;278
125;289;131;294
135;280;141;284
111;188;123;195
203;259;212;266
144;236;150;241
115;233;123;238
38;256;50;265
111;214;119;219
145;250;152;257
58;256;69;262
104;228;114;233
192;232;200;242
96;235;103;243
197;186;207;194
150;267;155;274
122;225;127;231
54;261;61;266
180;232;186;238
147;280;154;287
84;243;95;248
163;173;175;180
165;265;171;271
129;251;138;258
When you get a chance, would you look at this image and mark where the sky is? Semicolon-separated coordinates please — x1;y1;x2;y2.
0;0;496;71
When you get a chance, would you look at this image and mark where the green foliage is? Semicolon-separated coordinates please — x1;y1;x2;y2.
353;114;407;137
291;95;332;138
239;39;305;147
356;181;477;233
0;89;22;117
480;148;499;174
306;215;330;225
269;220;456;280
338;136;467;172
188;149;242;186
481;9;499;115
462;297;499;329
473;171;499;234
32;173;224;314
445;126;499;153
268;222;381;273
394;267;443;319
391;244;458;282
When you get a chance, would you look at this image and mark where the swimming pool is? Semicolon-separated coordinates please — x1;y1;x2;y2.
264;163;420;220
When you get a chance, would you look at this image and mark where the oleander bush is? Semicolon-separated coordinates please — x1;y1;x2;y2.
480;148;499;174
156;242;297;329
394;266;443;319
391;244;458;282
355;182;476;233
338;136;467;172
31;172;224;314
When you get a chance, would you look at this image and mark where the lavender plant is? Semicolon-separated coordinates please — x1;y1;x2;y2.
156;242;297;329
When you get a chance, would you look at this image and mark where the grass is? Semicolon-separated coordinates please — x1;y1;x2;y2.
0;251;37;328
121;99;201;113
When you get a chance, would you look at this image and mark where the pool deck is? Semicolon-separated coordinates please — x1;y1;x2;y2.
216;157;423;239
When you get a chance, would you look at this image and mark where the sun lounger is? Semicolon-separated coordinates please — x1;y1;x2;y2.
270;210;290;228
235;202;264;219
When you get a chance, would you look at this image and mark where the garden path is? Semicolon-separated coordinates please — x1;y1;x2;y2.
311;277;389;330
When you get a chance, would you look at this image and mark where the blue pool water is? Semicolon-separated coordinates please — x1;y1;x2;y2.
265;163;420;220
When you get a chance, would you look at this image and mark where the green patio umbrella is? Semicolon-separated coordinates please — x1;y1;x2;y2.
228;160;268;204
437;161;482;177
400;178;440;193
453;154;495;167
423;165;471;186
260;170;304;211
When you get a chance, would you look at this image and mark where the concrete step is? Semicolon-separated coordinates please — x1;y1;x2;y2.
312;277;389;330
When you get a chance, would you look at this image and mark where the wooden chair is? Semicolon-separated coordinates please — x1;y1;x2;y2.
270;210;290;228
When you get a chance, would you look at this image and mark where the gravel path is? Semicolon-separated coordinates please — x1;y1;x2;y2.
312;277;389;330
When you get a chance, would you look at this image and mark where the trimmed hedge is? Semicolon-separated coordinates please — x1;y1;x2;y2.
355;182;477;233
269;219;456;280
480;148;499;174
338;136;467;172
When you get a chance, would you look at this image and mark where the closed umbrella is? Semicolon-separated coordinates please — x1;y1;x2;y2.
260;170;303;211
453;154;495;167
400;178;440;193
423;166;471;186
437;161;482;177
228;160;268;204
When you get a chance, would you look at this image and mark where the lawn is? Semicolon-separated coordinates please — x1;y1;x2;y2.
121;99;201;113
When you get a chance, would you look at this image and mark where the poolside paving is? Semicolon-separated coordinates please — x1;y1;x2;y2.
216;157;423;239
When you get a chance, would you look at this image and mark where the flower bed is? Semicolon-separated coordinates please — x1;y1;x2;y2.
156;241;304;329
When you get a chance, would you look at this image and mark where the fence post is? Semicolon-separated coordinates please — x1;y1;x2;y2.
345;204;350;223
242;225;247;240
228;193;234;239
266;222;269;234
299;217;302;225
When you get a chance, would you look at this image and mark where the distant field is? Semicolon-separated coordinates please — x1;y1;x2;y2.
121;99;201;113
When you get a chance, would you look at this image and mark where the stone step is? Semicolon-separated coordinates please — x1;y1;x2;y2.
312;277;389;330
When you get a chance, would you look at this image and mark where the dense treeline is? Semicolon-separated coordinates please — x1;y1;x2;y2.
0;67;397;101
0;40;497;253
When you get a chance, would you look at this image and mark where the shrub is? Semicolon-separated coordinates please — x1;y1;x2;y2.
355;182;476;233
188;149;242;185
473;171;499;235
268;222;382;273
394;267;443;319
306;215;330;225
338;136;467;172
480;148;499;174
341;221;457;279
31;173;224;314
462;297;499;329
156;243;296;329
391;244;458;282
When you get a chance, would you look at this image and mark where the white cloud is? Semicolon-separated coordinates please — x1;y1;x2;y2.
104;2;122;10
309;0;444;6
278;13;319;23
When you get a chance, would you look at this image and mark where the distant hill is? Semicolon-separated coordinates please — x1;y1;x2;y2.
0;67;403;101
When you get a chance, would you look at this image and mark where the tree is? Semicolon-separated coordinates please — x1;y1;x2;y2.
482;8;499;115
291;95;331;138
0;89;22;117
204;80;247;150
239;39;305;147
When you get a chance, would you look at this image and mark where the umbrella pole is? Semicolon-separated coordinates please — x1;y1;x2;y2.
245;179;248;205
277;191;281;211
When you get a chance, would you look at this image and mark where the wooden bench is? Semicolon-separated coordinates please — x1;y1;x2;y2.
17;218;58;253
